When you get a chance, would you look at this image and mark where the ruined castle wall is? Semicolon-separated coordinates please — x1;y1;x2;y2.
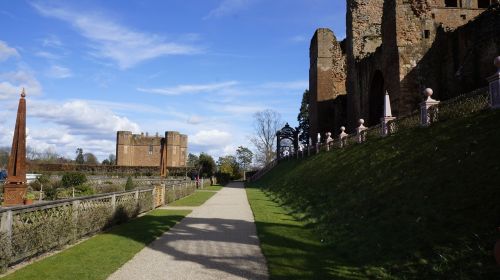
309;28;347;141
410;5;500;101
346;0;384;129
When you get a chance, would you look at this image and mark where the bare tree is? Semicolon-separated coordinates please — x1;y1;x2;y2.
250;109;283;166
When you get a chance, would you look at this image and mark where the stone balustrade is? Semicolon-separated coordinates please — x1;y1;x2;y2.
0;179;207;272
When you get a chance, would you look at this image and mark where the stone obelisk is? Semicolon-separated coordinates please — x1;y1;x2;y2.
3;89;28;206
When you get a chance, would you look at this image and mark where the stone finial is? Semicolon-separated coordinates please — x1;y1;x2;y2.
494;56;500;70
424;88;434;101
21;88;26;98
339;126;348;148
420;88;440;126
339;126;348;138
356;119;367;143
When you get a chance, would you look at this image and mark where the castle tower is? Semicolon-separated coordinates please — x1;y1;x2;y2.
309;28;347;142
3;89;28;206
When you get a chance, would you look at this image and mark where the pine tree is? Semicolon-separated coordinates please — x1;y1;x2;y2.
297;89;310;144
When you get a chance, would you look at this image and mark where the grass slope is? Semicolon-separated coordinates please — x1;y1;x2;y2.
168;190;217;206
2;209;190;280
203;185;223;191
250;109;500;279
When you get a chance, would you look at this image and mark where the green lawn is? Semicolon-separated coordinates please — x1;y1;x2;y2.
247;186;374;280
249;109;500;279
2;209;190;280
168;190;217;206
202;185;223;191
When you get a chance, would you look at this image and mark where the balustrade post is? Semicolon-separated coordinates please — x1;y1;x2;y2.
162;185;166;205
488;56;500;109
111;194;116;212
339;126;348;148
356;119;367;143
151;187;156;210
71;200;80;240
420;88;440;126
135;189;139;201
0;210;13;269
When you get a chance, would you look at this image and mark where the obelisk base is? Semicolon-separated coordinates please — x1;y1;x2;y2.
2;183;27;206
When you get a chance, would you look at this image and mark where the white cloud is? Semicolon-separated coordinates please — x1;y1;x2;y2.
41;35;63;48
187;115;203;125
290;35;308;43
137;81;238;96
190;129;232;147
32;3;201;69
204;0;251;19
30;100;140;139
0;70;42;100
35;51;61;60
47;65;72;79
0;40;19;61
260;80;308;91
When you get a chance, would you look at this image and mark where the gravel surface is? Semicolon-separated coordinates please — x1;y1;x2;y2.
107;182;268;280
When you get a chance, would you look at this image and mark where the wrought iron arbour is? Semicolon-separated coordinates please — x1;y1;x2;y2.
276;123;299;160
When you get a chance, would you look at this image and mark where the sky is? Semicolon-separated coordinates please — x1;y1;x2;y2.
0;0;346;161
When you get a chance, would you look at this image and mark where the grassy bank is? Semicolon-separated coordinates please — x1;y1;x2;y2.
168;189;218;206
2;209;190;280
250;109;500;279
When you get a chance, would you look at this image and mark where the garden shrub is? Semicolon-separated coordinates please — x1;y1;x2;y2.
61;172;87;188
125;176;135;190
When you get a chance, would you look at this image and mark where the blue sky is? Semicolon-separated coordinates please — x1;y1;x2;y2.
0;0;346;160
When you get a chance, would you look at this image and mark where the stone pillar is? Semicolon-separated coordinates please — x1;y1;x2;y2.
420;88;440;127
356;119;367;143
381;91;396;136
487;56;500;109
339;126;348;148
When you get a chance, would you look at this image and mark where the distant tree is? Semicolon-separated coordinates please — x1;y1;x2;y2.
217;155;241;179
236;146;253;172
108;154;116;165
250;109;283;166
297;89;310;144
27;146;41;161
83;153;98;165
198;153;216;177
187;153;199;168
102;159;110;165
0;147;9;169
75;148;84;164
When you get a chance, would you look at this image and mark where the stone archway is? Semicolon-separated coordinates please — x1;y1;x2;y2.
368;70;385;126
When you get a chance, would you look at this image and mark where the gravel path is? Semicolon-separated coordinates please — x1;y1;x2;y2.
107;182;268;280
